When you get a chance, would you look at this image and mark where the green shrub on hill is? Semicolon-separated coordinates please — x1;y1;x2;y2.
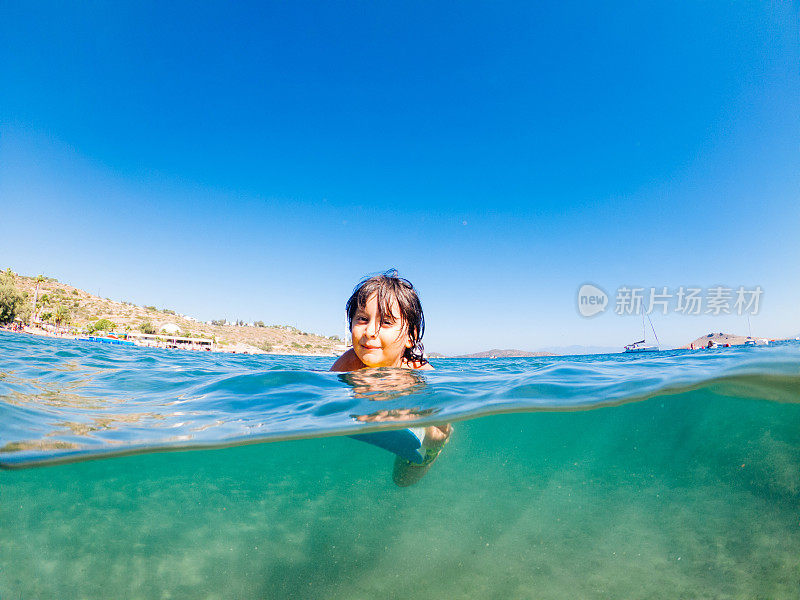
139;321;157;335
90;319;115;333
0;281;26;325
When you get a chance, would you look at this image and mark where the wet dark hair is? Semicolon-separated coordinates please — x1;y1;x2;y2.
346;269;427;365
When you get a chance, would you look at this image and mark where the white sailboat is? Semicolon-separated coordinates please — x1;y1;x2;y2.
624;312;660;353
743;315;767;347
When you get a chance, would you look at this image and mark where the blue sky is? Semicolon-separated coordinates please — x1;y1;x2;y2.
1;2;798;354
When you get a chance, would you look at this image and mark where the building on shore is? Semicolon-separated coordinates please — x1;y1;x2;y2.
125;331;214;351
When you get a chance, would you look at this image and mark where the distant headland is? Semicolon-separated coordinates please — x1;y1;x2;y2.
684;332;775;349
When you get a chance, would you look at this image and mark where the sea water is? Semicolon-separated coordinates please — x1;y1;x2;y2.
1;331;799;599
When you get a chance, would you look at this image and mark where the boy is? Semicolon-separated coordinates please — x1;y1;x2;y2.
331;270;451;485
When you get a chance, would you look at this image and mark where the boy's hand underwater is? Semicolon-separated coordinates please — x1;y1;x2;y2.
422;424;453;449
355;411;453;449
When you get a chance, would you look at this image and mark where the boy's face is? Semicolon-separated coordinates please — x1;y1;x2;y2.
351;293;412;368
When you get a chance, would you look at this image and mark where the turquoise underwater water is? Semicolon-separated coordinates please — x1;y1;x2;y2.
1;331;800;598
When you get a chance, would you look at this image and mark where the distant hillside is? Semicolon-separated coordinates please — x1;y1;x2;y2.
5;270;348;356
684;332;793;348
454;349;556;358
686;332;749;348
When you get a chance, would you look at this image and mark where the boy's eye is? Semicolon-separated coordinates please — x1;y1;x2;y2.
382;319;395;325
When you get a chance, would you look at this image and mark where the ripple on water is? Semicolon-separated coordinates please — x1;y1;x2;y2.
1;330;799;467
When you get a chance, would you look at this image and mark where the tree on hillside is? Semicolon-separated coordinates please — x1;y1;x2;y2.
139;321;157;334
54;305;71;326
0;281;25;325
31;275;45;321
90;319;115;333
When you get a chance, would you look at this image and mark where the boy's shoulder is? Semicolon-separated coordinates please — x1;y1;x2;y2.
330;348;364;372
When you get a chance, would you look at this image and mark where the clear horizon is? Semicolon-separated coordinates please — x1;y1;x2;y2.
3;266;795;355
2;2;798;355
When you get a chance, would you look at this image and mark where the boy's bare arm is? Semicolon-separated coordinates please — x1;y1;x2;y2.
330;348;365;372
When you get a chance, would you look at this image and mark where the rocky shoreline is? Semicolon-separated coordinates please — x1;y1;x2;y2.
3;272;348;356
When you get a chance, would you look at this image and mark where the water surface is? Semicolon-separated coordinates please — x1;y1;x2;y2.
1;331;799;598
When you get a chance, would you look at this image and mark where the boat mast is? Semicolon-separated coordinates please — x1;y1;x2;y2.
647;313;660;348
642;312;645;341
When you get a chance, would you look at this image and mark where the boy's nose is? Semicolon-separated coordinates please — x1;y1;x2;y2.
365;320;379;337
